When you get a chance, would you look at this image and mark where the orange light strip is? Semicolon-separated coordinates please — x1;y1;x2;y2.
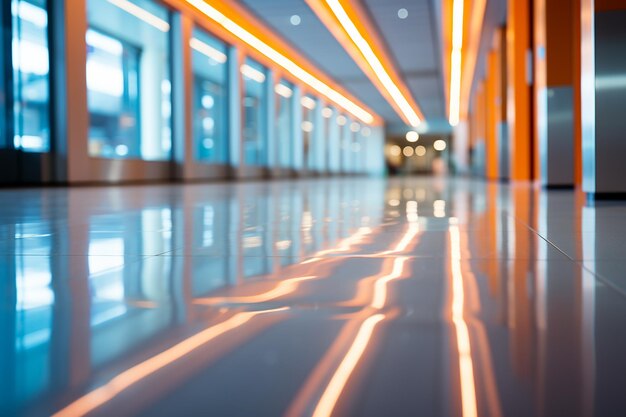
184;0;376;125
311;313;385;417
449;219;478;417
448;0;465;126
306;0;424;127
51;307;289;417
322;0;421;126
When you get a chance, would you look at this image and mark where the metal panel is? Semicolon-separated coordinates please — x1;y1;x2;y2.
594;10;626;193
497;122;509;180
539;87;574;186
228;47;242;169
582;8;626;195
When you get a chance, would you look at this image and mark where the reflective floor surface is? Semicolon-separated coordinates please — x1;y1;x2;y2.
2;176;626;417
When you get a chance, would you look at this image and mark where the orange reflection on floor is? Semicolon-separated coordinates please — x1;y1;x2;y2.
449;219;478;417
378;223;420;255
313;226;372;257
370;256;410;309
193;275;317;305
51;307;290;417
311;313;386;417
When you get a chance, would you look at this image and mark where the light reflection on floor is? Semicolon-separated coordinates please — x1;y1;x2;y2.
2;176;626;417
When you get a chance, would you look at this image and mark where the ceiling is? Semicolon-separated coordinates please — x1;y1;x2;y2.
238;0;448;132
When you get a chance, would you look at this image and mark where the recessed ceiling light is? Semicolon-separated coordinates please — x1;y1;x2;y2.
397;8;408;19
406;131;419;142
290;14;301;26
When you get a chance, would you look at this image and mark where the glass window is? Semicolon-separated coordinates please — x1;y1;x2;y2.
241;58;267;166
301;95;316;171
274;80;293;168
10;0;51;152
349;121;361;173
338;114;350;172
86;0;171;160
190;28;228;163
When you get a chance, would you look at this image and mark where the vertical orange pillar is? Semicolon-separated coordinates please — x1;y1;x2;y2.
485;50;499;180
475;82;486;176
494;28;509;180
506;0;533;181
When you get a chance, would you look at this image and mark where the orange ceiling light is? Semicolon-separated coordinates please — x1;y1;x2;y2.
306;0;424;127
448;0;465;126
180;0;380;125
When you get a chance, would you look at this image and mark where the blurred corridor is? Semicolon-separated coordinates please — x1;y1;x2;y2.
2;0;626;416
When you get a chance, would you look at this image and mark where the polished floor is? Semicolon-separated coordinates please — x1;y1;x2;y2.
2;176;626;417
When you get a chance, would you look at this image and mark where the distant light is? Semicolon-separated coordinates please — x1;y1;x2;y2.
403;146;414;157
389;145;401;156
16;2;47;27
361;127;371;136
434;200;446;218
406;131;419;142
115;144;129;156
302;121;314;132
397;8;408;19
15;135;44;150
322;107;333;118
189;37;227;63
337;115;347;126
202;117;214;130
290;14;301;26
241;64;266;83
275;83;293;98
415;145;426;156
201;95;214;109
350;122;360;132
301;96;317;109
203;138;214;149
434;139;447;151
107;0;170;32
388;199;400;207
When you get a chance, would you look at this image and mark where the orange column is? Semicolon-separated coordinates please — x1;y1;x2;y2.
506;0;533;181
485;50;499;180
475;82;486;175
494;28;508;180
